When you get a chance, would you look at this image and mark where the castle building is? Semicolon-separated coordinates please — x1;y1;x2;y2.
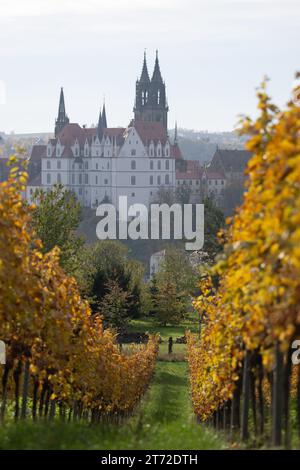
37;52;180;208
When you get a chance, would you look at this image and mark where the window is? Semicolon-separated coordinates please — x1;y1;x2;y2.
150;160;154;170
96;163;98;170
79;174;82;185
131;192;135;197
157;148;161;157
57;173;61;184
85;174;88;184
95;175;98;185
131;160;136;170
47;173;51;184
150;175;153;185
131;175;136;185
72;174;75;185
215;180;218;185
157;175;161;185
79;188;82;195
165;147;169;157
157;161;161;170
46;160;51;169
196;180;199;185
189;180;192;185
221;180;224;185
131;149;136;156
47;147;51;156
165;160;169;170
85;161;88;169
165;174;170;185
57;161;61;170
104;179;108;185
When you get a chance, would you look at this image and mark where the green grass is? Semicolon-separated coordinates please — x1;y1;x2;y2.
0;318;224;450
0;362;224;450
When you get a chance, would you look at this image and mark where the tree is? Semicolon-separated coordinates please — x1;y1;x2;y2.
153;247;195;325
99;280;130;329
155;280;186;326
31;184;84;272
87;240;146;325
203;197;225;258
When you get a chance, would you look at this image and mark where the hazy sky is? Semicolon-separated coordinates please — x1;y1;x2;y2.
0;0;299;133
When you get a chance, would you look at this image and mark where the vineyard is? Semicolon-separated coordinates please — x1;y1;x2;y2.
187;79;300;447
0;164;158;423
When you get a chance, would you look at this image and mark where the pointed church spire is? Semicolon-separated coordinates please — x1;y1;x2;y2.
174;121;178;145
102;101;107;128
58;87;66;116
139;50;150;83
55;87;69;137
151;50;163;82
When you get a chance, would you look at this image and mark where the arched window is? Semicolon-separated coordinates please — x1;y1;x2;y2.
165;160;169;170
157;161;161;170
131;160;136;170
46;160;51;169
157;175;161;185
131;175;136;185
150;160;154;170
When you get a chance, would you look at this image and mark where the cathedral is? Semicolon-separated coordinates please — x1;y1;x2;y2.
27;52;182;208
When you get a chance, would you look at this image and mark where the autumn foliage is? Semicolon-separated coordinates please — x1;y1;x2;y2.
0;162;158;420
187;77;300;446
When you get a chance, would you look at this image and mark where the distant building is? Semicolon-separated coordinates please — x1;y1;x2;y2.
150;250;165;278
208;148;251;184
34;52;181;209
202;168;226;206
176;160;203;202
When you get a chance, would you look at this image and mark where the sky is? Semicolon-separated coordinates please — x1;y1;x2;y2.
0;0;299;134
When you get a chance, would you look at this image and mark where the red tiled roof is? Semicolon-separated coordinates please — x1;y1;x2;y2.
205;170;225;180
103;128;126;146
133;121;168;145
176;160;203;180
171;143;183;160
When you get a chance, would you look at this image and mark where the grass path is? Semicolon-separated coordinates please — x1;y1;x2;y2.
0;319;225;449
0;355;224;450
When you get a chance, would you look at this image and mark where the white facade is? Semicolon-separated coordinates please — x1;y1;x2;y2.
41;122;176;209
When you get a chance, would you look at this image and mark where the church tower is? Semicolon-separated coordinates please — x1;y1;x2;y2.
55;87;69;137
97;101;108;140
134;51;169;131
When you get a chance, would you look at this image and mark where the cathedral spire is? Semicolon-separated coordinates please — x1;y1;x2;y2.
102;101;107;128
55;87;69;137
151;50;163;83
139;50;150;83
174;121;178;145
